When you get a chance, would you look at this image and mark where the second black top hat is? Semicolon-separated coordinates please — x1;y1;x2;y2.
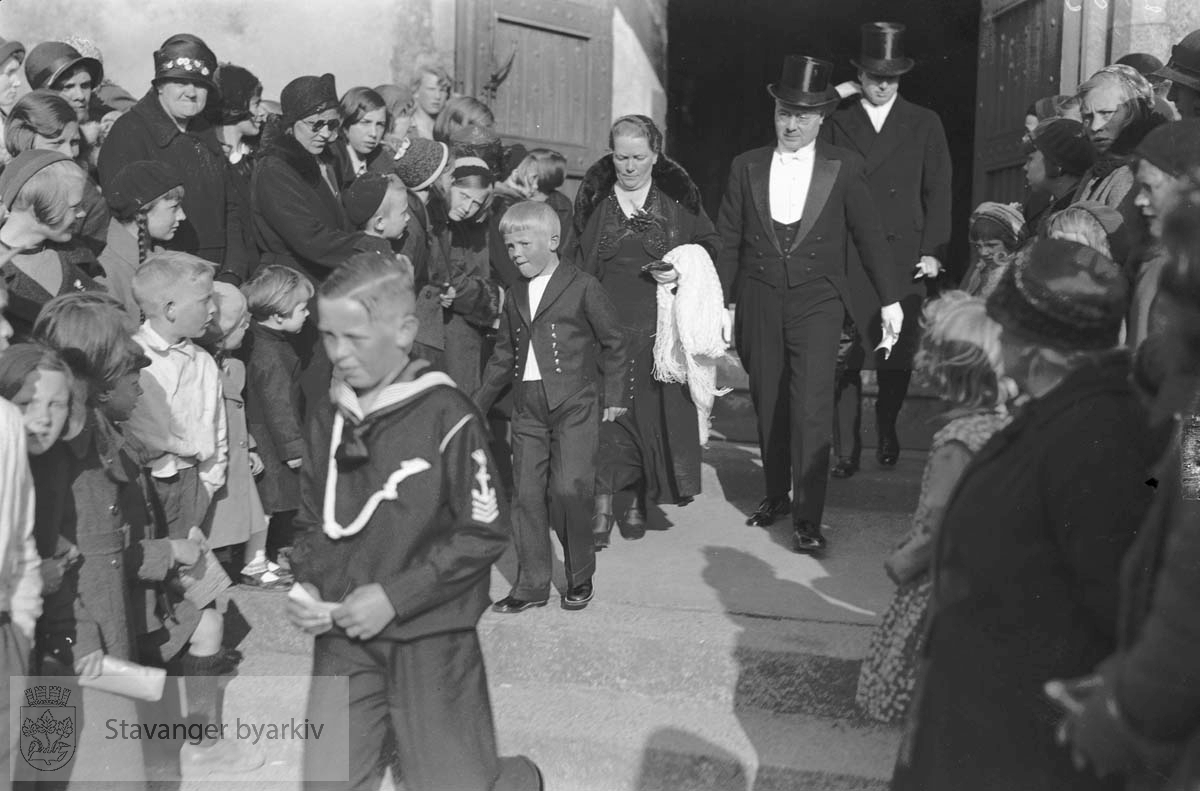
851;22;915;77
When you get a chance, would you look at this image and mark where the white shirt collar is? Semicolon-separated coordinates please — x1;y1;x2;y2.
774;141;816;164
860;94;899;126
137;323;196;357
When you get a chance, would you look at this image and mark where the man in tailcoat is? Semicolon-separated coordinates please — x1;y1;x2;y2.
716;55;903;553
822;23;953;475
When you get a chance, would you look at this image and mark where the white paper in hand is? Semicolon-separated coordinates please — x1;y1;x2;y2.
287;583;339;628
875;327;899;361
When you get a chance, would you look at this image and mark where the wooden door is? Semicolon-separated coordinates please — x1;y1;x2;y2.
458;0;614;192
973;0;1065;207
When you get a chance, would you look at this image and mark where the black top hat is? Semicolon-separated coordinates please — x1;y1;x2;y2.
767;56;839;109
851;22;914;77
1155;30;1200;93
25;41;103;92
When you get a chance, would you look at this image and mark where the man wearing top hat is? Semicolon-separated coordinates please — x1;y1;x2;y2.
715;54;903;554
822;22;953;477
1156;29;1200;120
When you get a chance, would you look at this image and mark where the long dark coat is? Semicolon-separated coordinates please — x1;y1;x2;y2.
244;323;304;514
894;352;1163;791
572;155;720;503
821;96;952;369
97;89;250;278
250;133;388;285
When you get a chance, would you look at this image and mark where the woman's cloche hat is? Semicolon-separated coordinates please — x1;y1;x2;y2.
767;55;839;109
153;34;218;92
851;22;915;77
25;41;103;92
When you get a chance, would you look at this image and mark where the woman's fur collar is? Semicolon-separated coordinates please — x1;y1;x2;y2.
264;132;330;185
572;153;703;240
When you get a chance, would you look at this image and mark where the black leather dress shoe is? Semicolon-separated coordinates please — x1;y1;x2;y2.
877;432;900;466
792;521;827;554
562;580;594;610
746;496;791;527
492;596;548;614
831;458;858;479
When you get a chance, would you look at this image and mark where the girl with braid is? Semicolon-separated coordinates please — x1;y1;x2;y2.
98;160;186;317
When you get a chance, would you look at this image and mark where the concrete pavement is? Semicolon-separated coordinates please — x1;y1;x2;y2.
154;440;924;791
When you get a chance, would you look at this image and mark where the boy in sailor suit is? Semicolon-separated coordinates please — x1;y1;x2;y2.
286;251;542;791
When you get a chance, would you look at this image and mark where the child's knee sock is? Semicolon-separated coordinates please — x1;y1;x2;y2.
181;652;232;739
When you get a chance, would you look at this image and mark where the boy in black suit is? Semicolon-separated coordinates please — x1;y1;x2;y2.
476;201;627;612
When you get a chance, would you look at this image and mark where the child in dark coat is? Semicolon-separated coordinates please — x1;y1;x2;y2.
286;251;543;791
241;265;313;562
476;201;627;611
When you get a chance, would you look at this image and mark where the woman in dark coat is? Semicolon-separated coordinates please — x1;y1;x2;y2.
251;73;388;284
97;34;251;283
892;239;1165;791
1057;199;1200;790
212;63;264;284
571;115;720;544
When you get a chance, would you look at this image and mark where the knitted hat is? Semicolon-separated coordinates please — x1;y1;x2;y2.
152;34;216;91
1135;119;1200;177
342;172;391;227
1155;30;1200;93
451;155;493;182
1026;118;1096;177
105;161;183;219
214;64;262;125
0;37;25;70
986;238;1128;351
970;201;1027;249
450;123;502;174
0;149;71;209
394;137;449;190
281;73;338;126
24;41;103;91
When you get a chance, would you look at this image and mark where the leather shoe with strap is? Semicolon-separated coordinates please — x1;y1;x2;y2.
792;520;827;554
562;579;594;610
746;496;791;527
492;595;548;614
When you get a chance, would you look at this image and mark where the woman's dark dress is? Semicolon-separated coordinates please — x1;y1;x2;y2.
587;190;702;506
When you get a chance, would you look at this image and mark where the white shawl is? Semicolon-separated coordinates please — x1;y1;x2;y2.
652;244;731;445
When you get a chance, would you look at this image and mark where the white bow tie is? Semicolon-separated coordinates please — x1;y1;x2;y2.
778;151;809;164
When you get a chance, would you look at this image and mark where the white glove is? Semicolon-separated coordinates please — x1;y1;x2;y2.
721;307;734;347
914;256;942;279
880;302;904;336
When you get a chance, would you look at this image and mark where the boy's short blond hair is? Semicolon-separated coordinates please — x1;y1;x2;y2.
241;265;316;321
319;252;415;322
498;200;560;240
132;251;215;318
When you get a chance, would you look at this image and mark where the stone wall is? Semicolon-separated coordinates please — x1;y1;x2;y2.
1;0;454;101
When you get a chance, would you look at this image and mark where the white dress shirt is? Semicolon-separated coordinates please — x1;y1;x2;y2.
126;324;228;494
769;142;816;225
861;94;898;133
347;145;368;177
522;271;553;381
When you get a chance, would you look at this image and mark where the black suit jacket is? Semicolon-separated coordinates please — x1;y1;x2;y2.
475;262;627;412
822;96;952;326
714;141;900;316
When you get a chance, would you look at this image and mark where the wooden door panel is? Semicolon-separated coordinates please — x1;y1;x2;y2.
974;0;1064;207
460;0;613;184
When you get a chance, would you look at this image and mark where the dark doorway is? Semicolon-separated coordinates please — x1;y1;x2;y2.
667;0;981;278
